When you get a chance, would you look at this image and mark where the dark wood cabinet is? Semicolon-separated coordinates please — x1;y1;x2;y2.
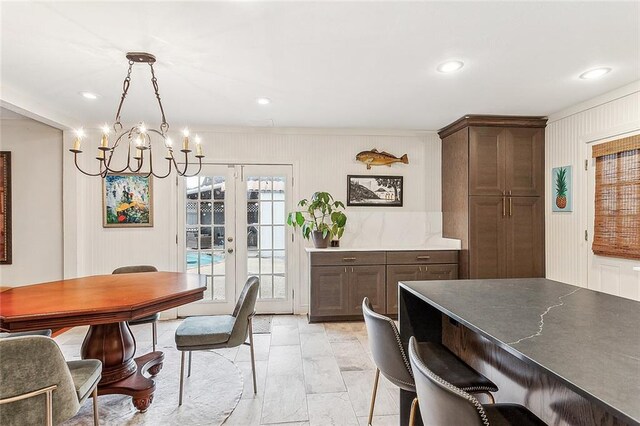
310;266;349;317
386;263;458;314
440;115;546;279
309;250;458;322
469;126;544;197
348;265;385;315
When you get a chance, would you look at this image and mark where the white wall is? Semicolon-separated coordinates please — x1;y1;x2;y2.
63;127;442;312
0;115;63;285
545;81;640;299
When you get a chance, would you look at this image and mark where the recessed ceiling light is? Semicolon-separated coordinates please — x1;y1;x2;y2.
437;60;464;73
80;91;99;100
579;67;612;80
256;97;271;105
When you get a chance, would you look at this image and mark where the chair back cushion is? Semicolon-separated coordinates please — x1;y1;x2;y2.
0;336;80;426
228;276;260;346
362;297;415;391
408;336;488;426
112;265;158;274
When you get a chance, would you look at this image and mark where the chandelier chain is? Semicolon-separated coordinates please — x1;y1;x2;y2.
113;60;134;132
149;63;169;134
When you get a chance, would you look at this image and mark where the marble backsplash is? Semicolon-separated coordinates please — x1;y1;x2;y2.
336;210;454;249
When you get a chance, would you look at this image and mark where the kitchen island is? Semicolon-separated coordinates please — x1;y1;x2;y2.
398;278;640;426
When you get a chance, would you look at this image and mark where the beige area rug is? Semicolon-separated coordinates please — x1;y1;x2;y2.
63;350;243;426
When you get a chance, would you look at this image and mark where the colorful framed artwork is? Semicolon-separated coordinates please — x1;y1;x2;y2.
103;173;153;227
552;165;572;212
0;152;12;264
347;175;403;207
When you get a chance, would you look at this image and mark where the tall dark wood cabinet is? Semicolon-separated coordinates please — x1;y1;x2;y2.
440;115;546;279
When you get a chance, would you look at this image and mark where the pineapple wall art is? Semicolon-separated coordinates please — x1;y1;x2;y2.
552;166;573;212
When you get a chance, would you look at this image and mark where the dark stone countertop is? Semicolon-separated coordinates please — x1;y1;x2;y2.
399;278;640;425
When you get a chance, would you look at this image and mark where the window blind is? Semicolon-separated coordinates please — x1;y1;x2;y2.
591;134;640;260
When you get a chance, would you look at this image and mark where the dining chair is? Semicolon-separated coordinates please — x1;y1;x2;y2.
362;297;497;426
0;329;52;338
112;265;160;351
0;336;102;426
408;336;546;426
175;276;260;405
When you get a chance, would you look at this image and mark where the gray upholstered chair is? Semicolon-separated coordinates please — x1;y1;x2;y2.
408;336;546;426
362;298;497;426
0;329;52;338
112;265;160;351
0;336;102;426
175;276;260;405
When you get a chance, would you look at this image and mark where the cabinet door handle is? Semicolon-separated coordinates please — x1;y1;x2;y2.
419;266;422;272
342;257;357;262
502;195;506;217
416;255;431;260
351;267;354;273
344;267;347;273
509;197;512;217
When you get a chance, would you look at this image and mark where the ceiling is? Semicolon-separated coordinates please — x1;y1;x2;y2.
1;1;639;131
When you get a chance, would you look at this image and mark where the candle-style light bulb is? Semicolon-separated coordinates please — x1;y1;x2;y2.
182;128;190;151
165;137;174;159
195;135;203;157
99;124;110;150
139;123;147;134
71;128;84;152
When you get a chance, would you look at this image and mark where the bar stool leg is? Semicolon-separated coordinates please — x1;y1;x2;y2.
367;368;380;425
409;397;418;426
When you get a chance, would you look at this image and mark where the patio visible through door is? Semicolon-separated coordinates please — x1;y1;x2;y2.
177;164;294;316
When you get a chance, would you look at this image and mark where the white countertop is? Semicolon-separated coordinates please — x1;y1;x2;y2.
304;238;461;252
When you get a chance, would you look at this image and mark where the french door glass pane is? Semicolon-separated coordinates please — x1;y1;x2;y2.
246;175;287;300
185;175;227;302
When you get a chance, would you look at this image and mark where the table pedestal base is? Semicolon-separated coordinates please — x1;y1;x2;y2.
97;351;165;412
81;322;164;412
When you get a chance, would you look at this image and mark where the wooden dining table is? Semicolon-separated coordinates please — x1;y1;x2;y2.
0;272;206;412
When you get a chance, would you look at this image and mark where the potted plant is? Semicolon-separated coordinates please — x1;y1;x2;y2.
287;192;347;248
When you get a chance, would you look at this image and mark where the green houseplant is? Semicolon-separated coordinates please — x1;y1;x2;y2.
287;192;347;248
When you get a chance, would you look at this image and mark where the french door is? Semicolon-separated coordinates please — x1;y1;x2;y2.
177;164;294;315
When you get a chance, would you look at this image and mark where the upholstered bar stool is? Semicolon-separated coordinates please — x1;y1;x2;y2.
362;298;498;425
408;336;546;426
0;336;102;426
175;276;260;405
112;265;160;351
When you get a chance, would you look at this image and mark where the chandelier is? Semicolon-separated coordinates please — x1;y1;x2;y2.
69;52;204;178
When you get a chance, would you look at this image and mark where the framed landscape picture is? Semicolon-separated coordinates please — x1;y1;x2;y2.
0;152;11;264
347;175;403;207
103;173;153;227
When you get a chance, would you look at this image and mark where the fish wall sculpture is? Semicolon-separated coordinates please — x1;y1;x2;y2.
355;149;409;169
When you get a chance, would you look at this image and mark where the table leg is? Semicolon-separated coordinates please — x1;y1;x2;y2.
81;321;164;412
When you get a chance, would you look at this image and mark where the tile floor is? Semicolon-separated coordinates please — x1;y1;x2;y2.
55;315;400;426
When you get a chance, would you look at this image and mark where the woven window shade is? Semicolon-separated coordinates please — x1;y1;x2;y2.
591;135;640;260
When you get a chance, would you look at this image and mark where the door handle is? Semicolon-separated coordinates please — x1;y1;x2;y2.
227;248;234;254
342;257;357;262
416;255;430;261
502;192;506;217
509;197;512;217
227;237;234;242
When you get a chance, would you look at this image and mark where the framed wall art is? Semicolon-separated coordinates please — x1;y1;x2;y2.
103;173;153;227
347;175;403;207
1;152;12;264
552;165;573;212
